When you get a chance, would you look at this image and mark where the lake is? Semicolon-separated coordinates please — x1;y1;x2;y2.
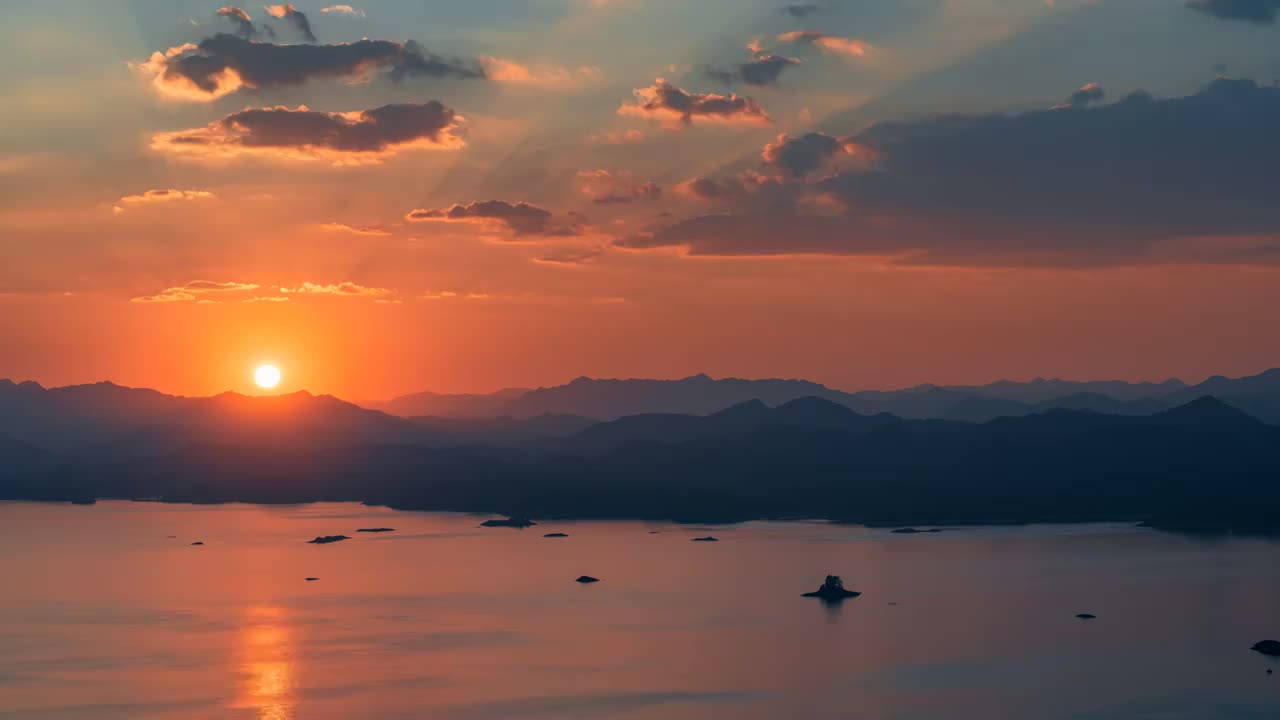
0;501;1277;719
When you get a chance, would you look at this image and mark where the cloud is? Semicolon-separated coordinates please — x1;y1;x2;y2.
761;132;856;178
1186;0;1280;24
321;5;365;16
406;200;582;236
216;7;260;39
242;295;290;303
151;101;464;164
707;54;802;87
782;3;822;17
534;247;604;265
585;129;645;145
318;222;392;236
115;189;216;210
136;33;484;101
577;170;662;204
777;31;871;57
280;281;391;297
130;280;259;303
265;3;316;42
675;171;786;204
619;79;771;127
624;78;1280;266
1054;82;1104;109
479;57;602;88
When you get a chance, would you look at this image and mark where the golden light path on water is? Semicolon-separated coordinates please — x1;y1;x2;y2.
236;606;298;720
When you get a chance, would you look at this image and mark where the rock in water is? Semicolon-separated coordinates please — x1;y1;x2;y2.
189;541;204;546
305;577;319;582
356;528;395;533
480;516;536;528
802;574;861;600
891;527;942;534
1076;613;1097;619
575;575;600;583
307;535;350;544
691;536;719;542
1252;640;1280;656
543;533;569;538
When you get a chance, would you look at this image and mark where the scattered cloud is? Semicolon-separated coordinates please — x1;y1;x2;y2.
406;200;583;237
708;53;802;87
533;247;604;265
130;280;259;304
627;78;1280;267
151;101;464;164
135;34;484;101
115;189;216;211
243;295;290;303
1186;0;1280;24
280;281;392;297
777;31;871;57
761;132;857;178
577;169;662;204
264;3;316;42
585;129;645;145
479;57;602;88
781;3;822;18
619;79;771;128
318;222;392;236
216;7;260;39
1054;82;1104;109
321;5;365;17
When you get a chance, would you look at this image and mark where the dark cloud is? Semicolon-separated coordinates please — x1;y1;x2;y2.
782;3;822;18
265;3;317;42
1056;82;1105;109
620;80;771;127
139;33;484;100
1186;0;1280;24
152;101;464;161
708;54;802;87
761;132;854;178
216;7;259;39
628;78;1280;266
406;201;581;236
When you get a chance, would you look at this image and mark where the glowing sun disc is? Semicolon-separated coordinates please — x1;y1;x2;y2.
255;365;282;389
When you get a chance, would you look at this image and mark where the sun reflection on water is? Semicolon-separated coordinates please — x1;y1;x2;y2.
235;606;299;720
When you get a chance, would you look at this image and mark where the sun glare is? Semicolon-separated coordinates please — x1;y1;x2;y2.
254;365;282;389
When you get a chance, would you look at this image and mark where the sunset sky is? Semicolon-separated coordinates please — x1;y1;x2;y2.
3;0;1280;399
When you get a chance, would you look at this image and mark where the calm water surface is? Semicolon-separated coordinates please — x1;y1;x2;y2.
0;501;1277;719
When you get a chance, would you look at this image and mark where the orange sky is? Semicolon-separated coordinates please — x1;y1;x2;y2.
2;1;1279;399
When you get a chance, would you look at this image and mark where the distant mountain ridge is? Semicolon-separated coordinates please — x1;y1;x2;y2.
369;368;1280;424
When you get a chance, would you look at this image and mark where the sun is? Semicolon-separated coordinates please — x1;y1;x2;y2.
254;364;282;389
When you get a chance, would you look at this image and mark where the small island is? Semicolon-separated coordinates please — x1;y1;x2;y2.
307;535;350;544
1076;613;1097;619
543;532;569;538
691;536;719;542
305;577;318;582
356;527;395;533
802;575;861;600
891;528;943;534
1252;640;1280;656
480;516;536;528
189;541;204;546
575;575;600;583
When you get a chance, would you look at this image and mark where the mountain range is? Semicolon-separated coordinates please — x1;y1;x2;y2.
2;369;1279;532
369;368;1280;424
